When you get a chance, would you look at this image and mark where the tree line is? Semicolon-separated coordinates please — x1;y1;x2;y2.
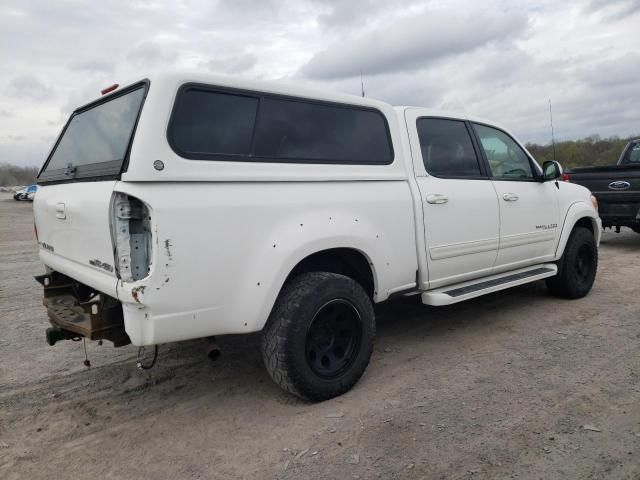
525;134;639;169
0;162;40;187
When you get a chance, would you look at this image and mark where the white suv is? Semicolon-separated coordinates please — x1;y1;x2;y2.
33;73;600;400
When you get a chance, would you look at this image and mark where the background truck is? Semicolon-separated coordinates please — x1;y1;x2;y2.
564;139;640;232
33;73;600;401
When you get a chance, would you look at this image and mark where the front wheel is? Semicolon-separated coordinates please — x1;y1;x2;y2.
546;226;597;299
261;272;375;401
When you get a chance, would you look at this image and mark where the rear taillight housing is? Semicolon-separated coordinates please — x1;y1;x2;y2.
562;173;571;182
110;193;152;282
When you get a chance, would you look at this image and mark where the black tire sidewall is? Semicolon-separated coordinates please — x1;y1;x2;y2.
278;273;375;400
559;227;597;298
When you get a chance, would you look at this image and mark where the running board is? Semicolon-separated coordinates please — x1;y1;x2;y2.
421;264;558;306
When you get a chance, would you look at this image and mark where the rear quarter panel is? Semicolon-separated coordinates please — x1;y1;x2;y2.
116;180;417;345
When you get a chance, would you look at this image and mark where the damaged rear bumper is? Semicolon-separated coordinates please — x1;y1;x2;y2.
35;272;131;347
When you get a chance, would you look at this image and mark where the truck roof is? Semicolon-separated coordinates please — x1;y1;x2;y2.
96;71;391;111
96;71;499;127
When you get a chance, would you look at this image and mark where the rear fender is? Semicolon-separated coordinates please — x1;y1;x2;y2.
233;215;387;333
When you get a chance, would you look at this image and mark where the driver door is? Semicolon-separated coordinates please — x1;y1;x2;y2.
471;123;560;271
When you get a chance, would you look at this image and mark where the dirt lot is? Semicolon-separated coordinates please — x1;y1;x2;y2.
1;192;639;480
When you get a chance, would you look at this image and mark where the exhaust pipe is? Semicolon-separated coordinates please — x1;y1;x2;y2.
206;336;221;362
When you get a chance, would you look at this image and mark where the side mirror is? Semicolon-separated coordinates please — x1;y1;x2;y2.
542;160;563;181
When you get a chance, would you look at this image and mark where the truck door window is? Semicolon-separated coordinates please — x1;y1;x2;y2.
416;118;482;178
622;143;640;164
473;123;535;180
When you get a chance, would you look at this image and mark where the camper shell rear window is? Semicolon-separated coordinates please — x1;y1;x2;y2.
38;81;148;183
167;84;394;165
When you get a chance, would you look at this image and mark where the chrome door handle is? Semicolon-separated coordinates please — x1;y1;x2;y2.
426;194;448;205
502;193;519;202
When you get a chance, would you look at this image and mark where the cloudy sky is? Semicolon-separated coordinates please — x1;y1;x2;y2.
1;0;638;166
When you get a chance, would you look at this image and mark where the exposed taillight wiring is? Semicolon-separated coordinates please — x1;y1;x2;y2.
110;193;152;282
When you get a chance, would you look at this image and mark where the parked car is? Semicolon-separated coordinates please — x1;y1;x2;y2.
33;73;601;400
564;139;640;232
14;184;38;201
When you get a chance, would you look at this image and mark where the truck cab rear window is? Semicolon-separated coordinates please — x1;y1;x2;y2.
39;85;146;182
168;86;393;164
621;142;640;164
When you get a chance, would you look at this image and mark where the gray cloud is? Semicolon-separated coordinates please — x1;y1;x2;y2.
0;138;50;168
201;53;257;74
5;75;52;101
68;59;114;73
0;0;638;167
299;11;529;79
580;53;640;89
588;0;640;18
126;41;180;67
316;0;378;28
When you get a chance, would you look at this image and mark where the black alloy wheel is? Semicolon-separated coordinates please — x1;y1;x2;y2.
305;299;363;379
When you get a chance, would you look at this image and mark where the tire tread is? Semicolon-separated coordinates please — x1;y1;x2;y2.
261;272;374;401
546;226;597;299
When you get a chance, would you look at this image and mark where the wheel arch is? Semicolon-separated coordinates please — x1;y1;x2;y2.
555;201;601;259
284;247;376;298
242;234;386;333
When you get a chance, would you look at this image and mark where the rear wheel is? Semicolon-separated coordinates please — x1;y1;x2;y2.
546;226;597;299
261;272;375;401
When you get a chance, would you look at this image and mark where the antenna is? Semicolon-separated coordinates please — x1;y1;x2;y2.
360;70;365;98
549;98;557;160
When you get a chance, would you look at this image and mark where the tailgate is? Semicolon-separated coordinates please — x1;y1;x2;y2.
568;168;640;195
33;81;148;297
34;181;119;296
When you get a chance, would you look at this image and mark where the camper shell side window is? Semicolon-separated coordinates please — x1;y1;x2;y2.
167;84;394;165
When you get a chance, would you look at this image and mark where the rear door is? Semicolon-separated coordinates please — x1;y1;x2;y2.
405;110;500;288
471;122;560;270
34;83;147;295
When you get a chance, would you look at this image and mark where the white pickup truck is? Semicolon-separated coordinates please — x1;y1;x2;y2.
34;73;600;401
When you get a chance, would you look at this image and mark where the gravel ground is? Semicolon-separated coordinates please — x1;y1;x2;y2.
1;192;639;479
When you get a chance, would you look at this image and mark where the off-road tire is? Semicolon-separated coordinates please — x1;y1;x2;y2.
546;226;597;299
261;272;375;402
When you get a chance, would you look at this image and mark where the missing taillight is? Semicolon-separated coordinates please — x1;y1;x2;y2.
110;193;152;282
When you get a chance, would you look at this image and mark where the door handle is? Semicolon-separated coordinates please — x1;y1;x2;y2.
426;194;448;205
502;193;519;202
55;202;66;219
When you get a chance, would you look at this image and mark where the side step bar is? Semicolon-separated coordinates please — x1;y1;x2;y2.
421;264;558;306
